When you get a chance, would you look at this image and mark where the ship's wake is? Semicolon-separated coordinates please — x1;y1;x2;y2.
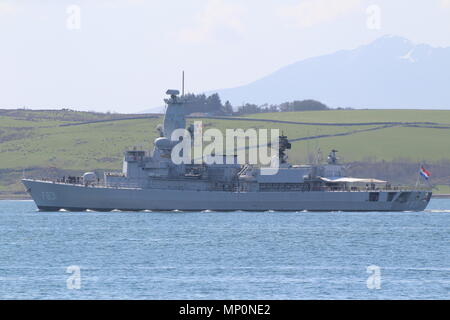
425;209;450;213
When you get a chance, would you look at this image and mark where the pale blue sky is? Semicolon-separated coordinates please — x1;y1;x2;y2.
1;0;449;112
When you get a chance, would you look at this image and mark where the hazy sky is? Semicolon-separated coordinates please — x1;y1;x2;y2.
1;0;449;112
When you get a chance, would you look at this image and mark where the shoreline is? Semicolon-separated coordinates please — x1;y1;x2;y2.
431;194;450;198
0;195;32;201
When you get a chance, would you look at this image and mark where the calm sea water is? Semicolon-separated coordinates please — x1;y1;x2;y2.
0;200;449;300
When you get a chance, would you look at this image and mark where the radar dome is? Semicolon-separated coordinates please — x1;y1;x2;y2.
154;137;173;150
83;172;97;182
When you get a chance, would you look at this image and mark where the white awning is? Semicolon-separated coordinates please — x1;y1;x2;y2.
319;177;387;184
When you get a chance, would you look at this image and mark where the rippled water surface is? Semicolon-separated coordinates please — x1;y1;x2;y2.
0;200;449;299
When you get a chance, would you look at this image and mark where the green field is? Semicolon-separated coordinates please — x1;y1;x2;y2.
243;109;450;124
435;184;450;194
1;109;450;198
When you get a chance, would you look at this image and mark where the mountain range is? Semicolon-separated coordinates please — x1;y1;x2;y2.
208;35;450;109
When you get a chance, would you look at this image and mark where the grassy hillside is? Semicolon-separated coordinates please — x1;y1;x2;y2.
243;109;450;124
239;110;450;163
1;109;449;198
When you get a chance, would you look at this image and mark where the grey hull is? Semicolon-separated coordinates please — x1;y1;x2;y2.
22;179;431;212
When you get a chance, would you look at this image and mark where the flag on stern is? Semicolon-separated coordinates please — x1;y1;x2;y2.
420;166;431;180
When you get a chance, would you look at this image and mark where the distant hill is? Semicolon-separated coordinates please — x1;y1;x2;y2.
139;105;165;114
209;36;450;109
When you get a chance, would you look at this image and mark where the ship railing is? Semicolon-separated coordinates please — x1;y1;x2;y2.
29;177;147;189
103;183;142;189
35;178;85;185
314;185;431;192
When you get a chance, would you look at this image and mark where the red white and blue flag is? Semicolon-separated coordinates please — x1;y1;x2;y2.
420;166;431;180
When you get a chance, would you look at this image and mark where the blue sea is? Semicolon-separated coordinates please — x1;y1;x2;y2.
0;200;449;300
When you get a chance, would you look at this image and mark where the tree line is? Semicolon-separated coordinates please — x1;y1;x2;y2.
183;93;330;116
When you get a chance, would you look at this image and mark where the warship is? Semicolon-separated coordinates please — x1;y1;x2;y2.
22;90;432;212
